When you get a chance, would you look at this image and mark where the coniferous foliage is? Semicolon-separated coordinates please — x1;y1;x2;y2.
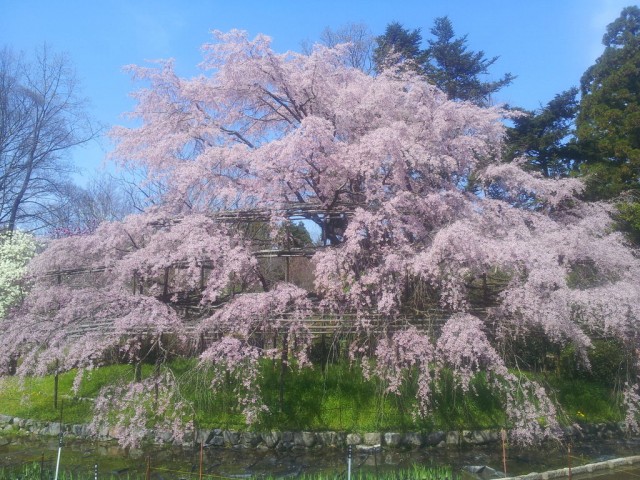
505;88;581;178
374;17;514;105
373;22;427;74
575;6;640;244
577;5;640;199
425;17;515;106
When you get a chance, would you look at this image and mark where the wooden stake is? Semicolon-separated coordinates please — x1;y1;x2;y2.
145;456;151;480
568;442;572;480
53;360;59;409
501;428;507;477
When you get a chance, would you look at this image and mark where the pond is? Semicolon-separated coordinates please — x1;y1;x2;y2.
2;434;640;479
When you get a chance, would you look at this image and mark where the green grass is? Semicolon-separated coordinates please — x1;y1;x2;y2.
0;462;459;480
545;376;623;424
173;359;508;432
0;358;625;435
0;463;139;480
0;364;153;425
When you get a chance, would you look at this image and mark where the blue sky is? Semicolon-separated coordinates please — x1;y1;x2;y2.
0;0;633;181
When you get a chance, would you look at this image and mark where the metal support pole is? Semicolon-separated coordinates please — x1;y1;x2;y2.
347;444;352;480
54;433;62;480
54;399;64;480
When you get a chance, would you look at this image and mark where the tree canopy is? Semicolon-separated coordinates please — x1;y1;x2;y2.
425;17;515;105
577;5;640;199
374;18;514;105
1;30;640;447
0;46;95;232
505;88;580;178
373;22;426;74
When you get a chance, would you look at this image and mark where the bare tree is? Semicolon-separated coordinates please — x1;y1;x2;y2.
303;23;375;73
43;173;138;236
0;45;95;232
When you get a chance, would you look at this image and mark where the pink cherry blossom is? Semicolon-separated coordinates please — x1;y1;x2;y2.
2;30;639;446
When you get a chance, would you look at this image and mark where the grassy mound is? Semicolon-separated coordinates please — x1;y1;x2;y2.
0;358;623;434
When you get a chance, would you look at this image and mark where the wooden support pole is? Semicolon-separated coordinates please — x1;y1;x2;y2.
501;428;508;477
53;360;59;409
482;272;488;306
162;267;170;301
284;225;291;283
568;443;572;480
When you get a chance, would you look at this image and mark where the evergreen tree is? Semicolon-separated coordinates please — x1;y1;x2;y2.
373;22;426;73
506;88;580;177
425;17;515;106
577;6;640;200
576;6;640;244
374;18;513;106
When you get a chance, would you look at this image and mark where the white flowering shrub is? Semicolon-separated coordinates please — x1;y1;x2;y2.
0;231;36;318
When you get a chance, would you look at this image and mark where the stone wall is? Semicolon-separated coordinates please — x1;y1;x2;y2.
0;414;629;450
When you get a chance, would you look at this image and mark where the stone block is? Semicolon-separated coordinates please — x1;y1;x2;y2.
383;432;402;448
318;431;338;447
223;430;239;446
363;432;381;446
445;431;460;445
0;414;13;424
346;433;361;445
462;429;498;445
424;431;445;446
301;431;316;448
334;432;347;447
194;429;210;445
240;432;260;448
402;432;423;448
262;431;281;448
47;422;61;436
